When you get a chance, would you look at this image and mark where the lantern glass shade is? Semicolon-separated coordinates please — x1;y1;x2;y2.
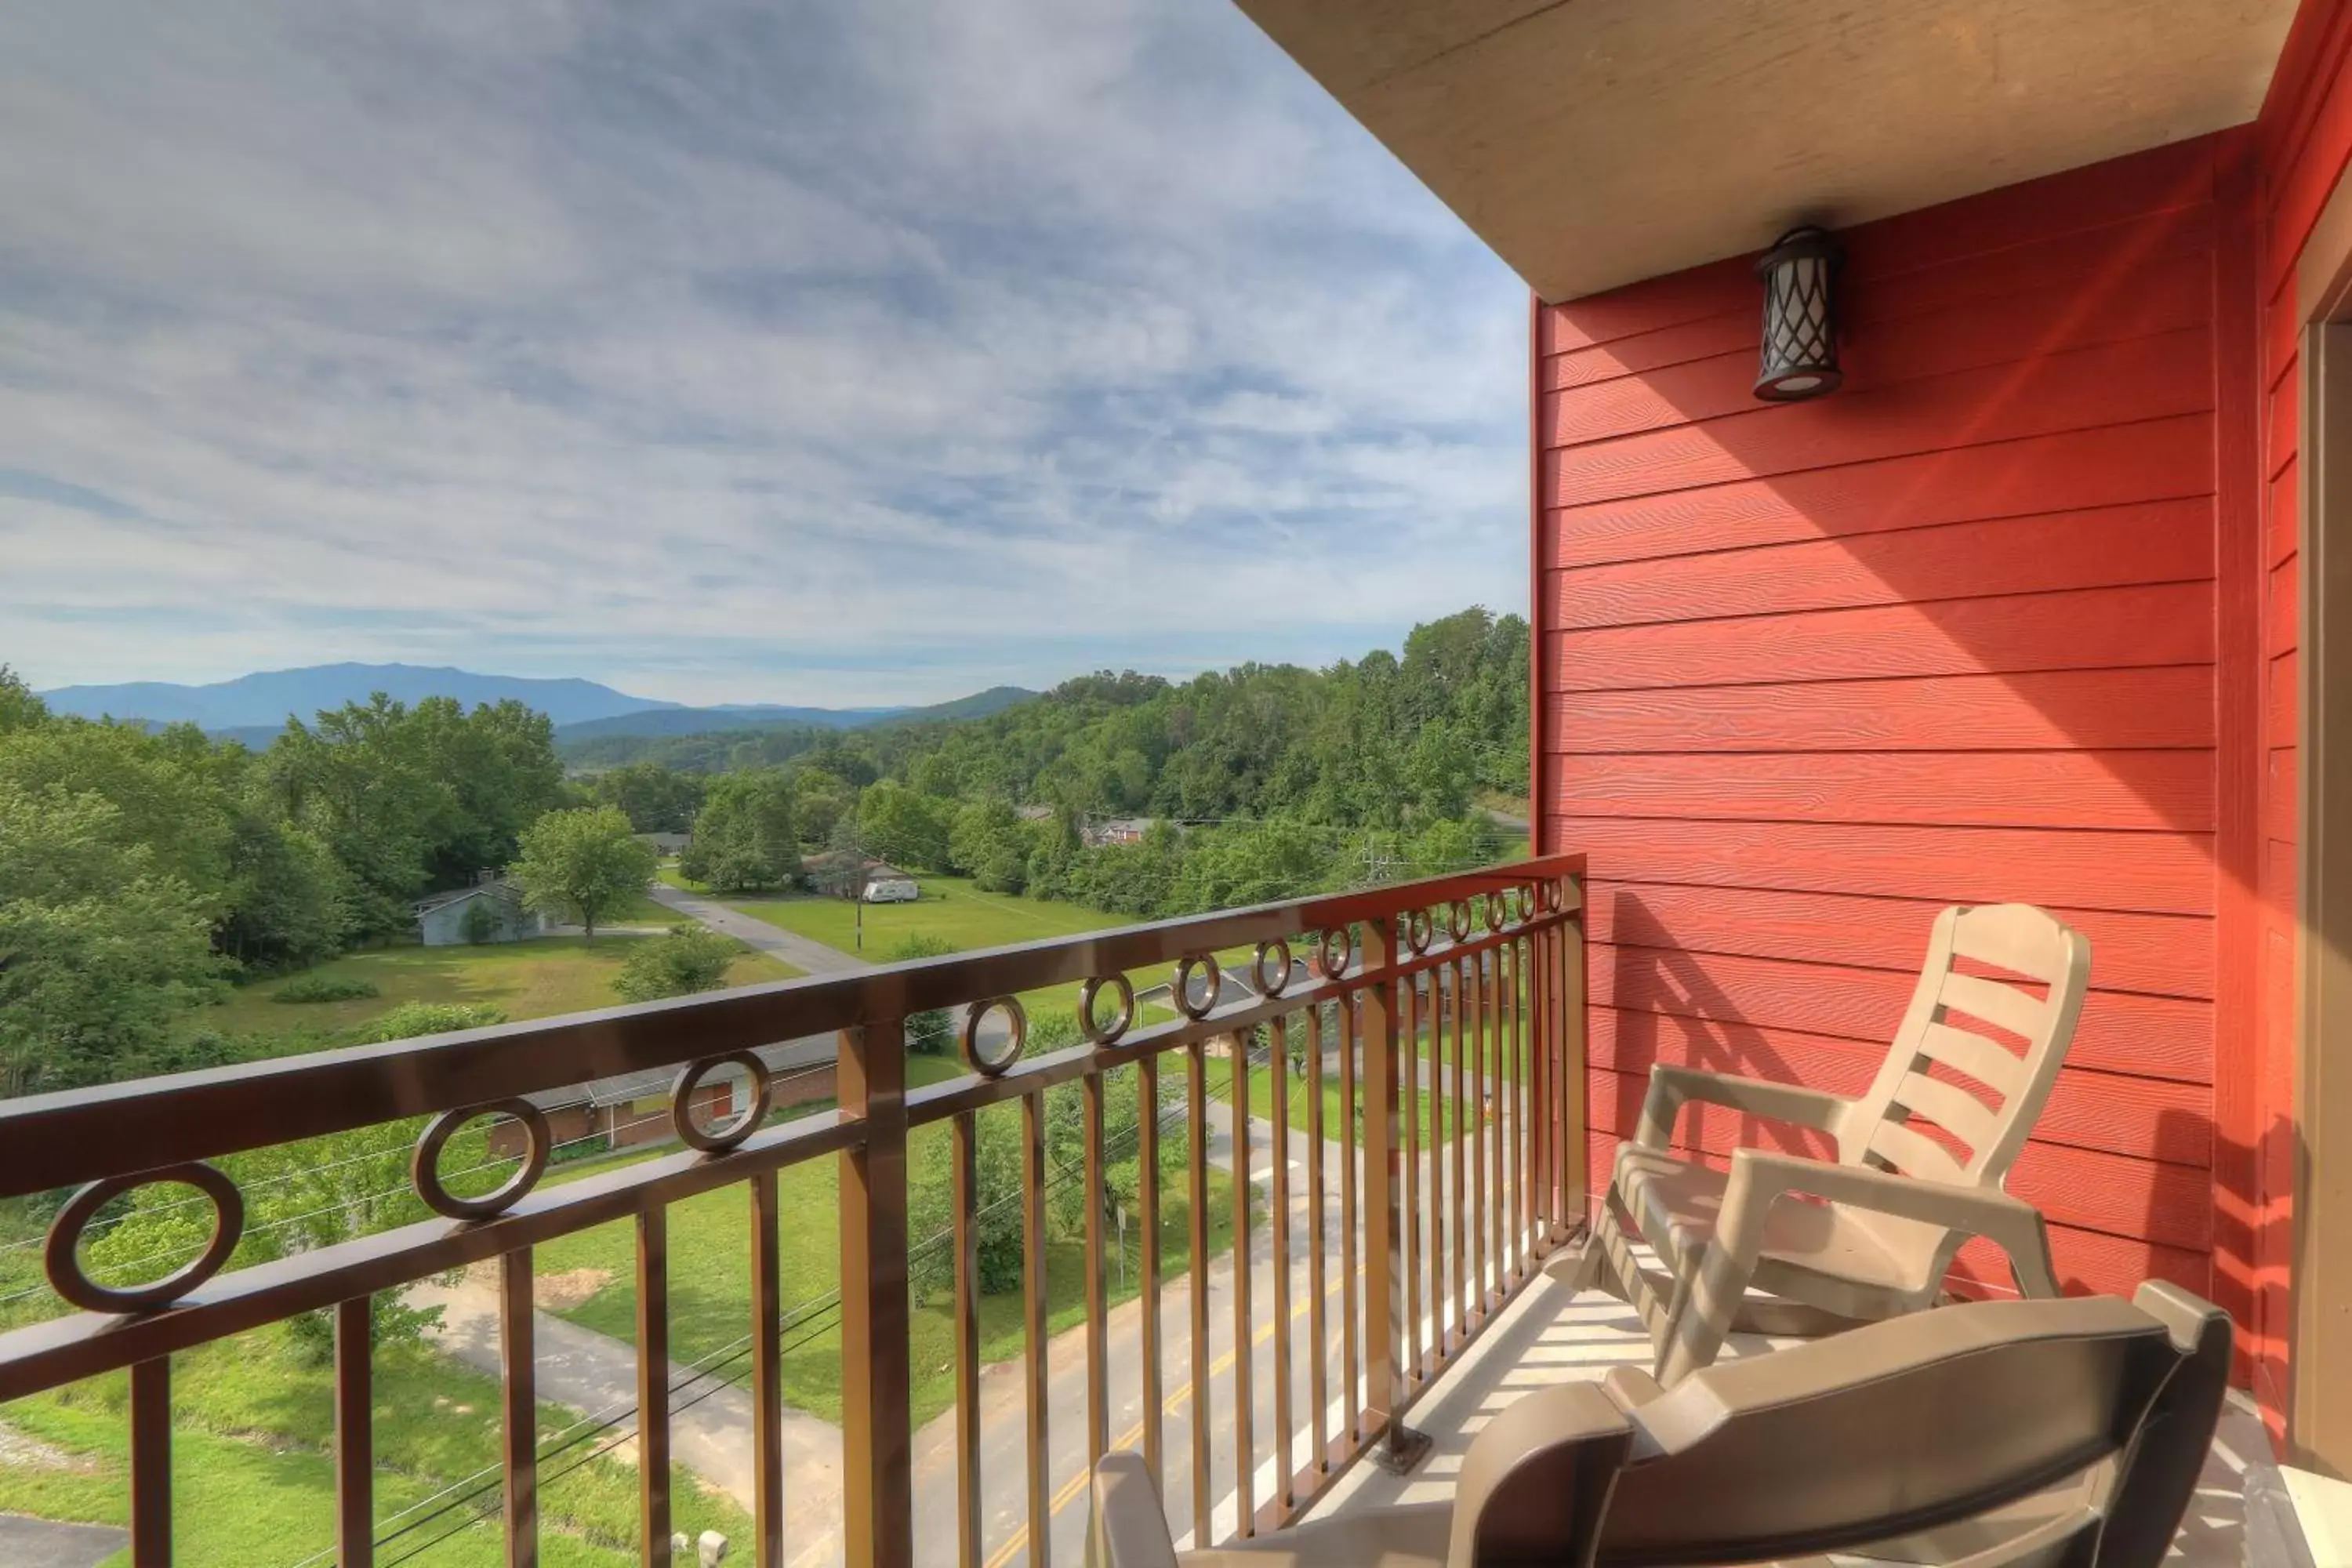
1754;227;1842;401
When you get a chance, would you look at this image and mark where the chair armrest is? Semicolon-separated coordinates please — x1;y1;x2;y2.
1719;1149;2060;1297
1448;1382;1635;1568
1634;1065;1855;1151
1088;1452;1179;1568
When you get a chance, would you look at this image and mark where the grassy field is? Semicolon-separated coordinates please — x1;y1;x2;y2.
209;937;801;1042
0;1321;752;1568
534;1102;1238;1429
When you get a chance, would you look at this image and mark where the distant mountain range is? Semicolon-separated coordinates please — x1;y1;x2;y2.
38;662;1036;748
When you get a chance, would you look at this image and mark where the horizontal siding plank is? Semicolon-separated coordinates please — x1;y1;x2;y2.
1548;750;2212;833
1585;1014;2213;1163
2270;458;2299;568
1548;668;2216;753
2271;557;2300;659
1544;328;2213;507
1584;881;2212;1000
2269;748;2297;839
1540;257;1749;354
1544;416;2215;569
1541;207;2216;396
1556;817;2216;917
2270;651;2299;749
1835;138;2216;282
1588;941;2209;1081
1549;501;2211;630
1544;251;2212;449
1548;583;2216;693
2270;349;2302;481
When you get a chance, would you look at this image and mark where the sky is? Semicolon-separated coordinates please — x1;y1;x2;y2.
0;1;1528;707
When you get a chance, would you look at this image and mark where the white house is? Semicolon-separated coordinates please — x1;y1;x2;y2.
412;878;546;946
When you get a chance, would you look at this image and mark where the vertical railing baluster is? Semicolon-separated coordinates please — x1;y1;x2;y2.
1083;1072;1109;1470
1426;966;1446;1363
1269;1014;1294;1516
750;1174;783;1568
336;1298;373;1568
1563;876;1591;1233
1468;953;1486;1321
1401;964;1421;1386
637;1212;671;1568
1338;993;1358;1443
130;1356;169;1568
1534;919;1555;1250
1229;1029;1255;1536
1439;964;1458;1354
1358;916;1425;1470
842;1018;913;1568
1514;935;1532;1272
1305;1002;1329;1476
953;1112;982;1568
1185;1040;1212;1546
1022;1089;1051;1568
502;1248;539;1568
1137;1058;1165;1486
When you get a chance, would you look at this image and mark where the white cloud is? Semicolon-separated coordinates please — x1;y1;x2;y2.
0;0;1526;705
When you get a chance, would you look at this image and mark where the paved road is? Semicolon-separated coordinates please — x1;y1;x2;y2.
411;1271;844;1544
648;884;873;976
0;1515;126;1568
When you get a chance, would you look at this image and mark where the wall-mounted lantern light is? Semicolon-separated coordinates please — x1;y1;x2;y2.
1753;226;1843;401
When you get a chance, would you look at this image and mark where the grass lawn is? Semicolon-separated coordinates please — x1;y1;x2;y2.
0;1321;751;1568
209;938;801;1044
533;1061;1239;1428
591;887;686;927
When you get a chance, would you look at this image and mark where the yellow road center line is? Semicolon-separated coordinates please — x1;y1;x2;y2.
981;1277;1342;1568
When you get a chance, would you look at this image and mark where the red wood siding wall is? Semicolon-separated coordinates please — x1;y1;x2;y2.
1534;138;2235;1307
2239;0;2352;1439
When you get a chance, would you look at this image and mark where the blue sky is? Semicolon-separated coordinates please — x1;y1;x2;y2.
0;1;1527;706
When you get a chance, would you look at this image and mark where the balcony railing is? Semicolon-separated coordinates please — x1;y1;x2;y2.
0;852;1588;1568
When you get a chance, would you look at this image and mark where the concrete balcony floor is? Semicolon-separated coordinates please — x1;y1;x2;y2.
1307;1272;2272;1566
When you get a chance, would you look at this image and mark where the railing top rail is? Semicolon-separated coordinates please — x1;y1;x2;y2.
0;853;1582;1196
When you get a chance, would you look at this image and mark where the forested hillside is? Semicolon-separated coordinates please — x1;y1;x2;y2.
622;606;1531;919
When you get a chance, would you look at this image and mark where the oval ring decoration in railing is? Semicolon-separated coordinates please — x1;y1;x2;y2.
962;996;1029;1077
1404;906;1435;955
45;1162;246;1315
412;1099;552;1221
1253;938;1293;999
670;1051;773;1152
1080;973;1137;1046
1483;890;1507;932
1448;900;1474;942
1173;953;1222;1021
1315;925;1352;979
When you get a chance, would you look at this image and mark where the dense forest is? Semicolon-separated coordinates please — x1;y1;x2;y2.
603;606;1530;914
0;606;1527;1096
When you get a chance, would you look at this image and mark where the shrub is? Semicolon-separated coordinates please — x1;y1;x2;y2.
612;925;739;1003
358;1000;508;1043
272;975;381;1004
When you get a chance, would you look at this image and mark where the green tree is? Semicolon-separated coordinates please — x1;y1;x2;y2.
613;925;739;1003
681;770;798;891
857;780;952;870
510;806;656;938
0;788;226;1096
948;799;1036;893
594;761;706;834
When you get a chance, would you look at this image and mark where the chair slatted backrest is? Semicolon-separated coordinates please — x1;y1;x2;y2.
1447;1285;2232;1568
1838;904;2091;1190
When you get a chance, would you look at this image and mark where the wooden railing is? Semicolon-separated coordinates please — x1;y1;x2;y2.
0;853;1588;1568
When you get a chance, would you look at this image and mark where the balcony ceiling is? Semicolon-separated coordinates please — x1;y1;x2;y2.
1233;0;2296;301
